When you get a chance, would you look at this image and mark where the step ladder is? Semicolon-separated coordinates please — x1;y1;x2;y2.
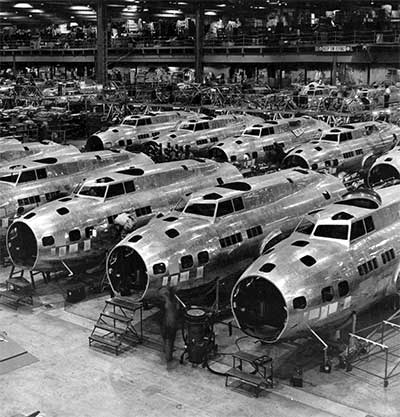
225;351;273;398
8;265;49;289
0;266;48;308
89;297;143;355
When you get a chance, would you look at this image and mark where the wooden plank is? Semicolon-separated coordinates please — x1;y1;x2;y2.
95;322;125;335
225;368;264;386
101;312;131;323
89;334;120;348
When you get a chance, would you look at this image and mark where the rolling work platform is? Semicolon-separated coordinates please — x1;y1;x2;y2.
89;297;143;355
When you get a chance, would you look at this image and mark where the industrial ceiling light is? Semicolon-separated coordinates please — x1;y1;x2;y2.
70;5;91;11
75;10;96;15
30;9;44;13
13;3;32;8
123;5;138;11
164;9;182;14
205;11;217;16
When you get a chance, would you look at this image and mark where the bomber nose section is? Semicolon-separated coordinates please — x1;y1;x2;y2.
283;154;310;169
107;245;149;299
209;147;228;162
368;163;400;186
7;221;38;269
231;276;287;342
86;135;104;151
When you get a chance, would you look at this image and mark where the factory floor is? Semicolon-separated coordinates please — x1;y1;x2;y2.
0;266;399;417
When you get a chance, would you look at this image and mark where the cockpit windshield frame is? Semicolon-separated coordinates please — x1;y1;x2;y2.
183;202;216;218
0;172;19;185
77;184;107;199
320;133;339;143
243;128;261;137
313;222;349;241
178;122;196;132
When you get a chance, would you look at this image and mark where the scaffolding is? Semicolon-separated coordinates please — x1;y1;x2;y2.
344;309;400;387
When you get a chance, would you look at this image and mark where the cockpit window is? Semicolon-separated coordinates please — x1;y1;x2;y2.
295;217;315;235
78;185;107;198
243;128;261;137
136;118;151;126
179;122;196;131
216;200;234;217
314;224;349;240
320;133;339;142
122;119;137;126
194;122;209;131
18;170;37;183
0;173;19;183
184;203;216;217
106;183;125;199
350;220;366;241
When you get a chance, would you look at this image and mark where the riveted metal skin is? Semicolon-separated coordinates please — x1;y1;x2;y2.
86;111;196;151
283;121;400;175
0;140;74;164
232;186;400;343
0;150;153;245
7;159;242;273
148;113;264;156
208;116;329;169
106;168;346;301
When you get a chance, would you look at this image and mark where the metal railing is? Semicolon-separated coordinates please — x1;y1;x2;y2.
0;30;399;53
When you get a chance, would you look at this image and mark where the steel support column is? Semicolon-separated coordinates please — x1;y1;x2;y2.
331;54;337;86
96;0;107;85
195;3;204;83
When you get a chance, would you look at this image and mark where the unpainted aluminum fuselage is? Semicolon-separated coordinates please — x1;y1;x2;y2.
367;145;400;187
7;159;242;272
283;121;400;175
106;169;346;301
0;141;78;165
0;150;153;240
150;114;264;154
231;187;400;343
209;116;328;168
86;111;195;151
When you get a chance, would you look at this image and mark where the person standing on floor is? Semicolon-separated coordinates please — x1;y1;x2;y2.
157;286;180;363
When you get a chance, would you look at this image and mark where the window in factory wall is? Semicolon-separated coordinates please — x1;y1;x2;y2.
293;296;307;310
69;229;81;242
181;255;194;270
321;286;334;302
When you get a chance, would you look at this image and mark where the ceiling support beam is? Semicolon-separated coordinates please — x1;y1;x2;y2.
195;2;204;83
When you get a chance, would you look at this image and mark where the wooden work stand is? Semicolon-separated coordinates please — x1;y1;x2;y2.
225;350;273;397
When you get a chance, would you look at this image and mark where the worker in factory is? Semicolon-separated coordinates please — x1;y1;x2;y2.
157;286;180;364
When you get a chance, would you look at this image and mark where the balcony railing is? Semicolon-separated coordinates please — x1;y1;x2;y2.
0;30;399;55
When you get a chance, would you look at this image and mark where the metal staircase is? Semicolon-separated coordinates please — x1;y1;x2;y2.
89;297;143;355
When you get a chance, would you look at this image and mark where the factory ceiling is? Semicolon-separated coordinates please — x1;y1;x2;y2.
0;0;393;26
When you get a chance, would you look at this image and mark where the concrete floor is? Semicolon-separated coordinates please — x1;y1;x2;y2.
0;266;399;417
